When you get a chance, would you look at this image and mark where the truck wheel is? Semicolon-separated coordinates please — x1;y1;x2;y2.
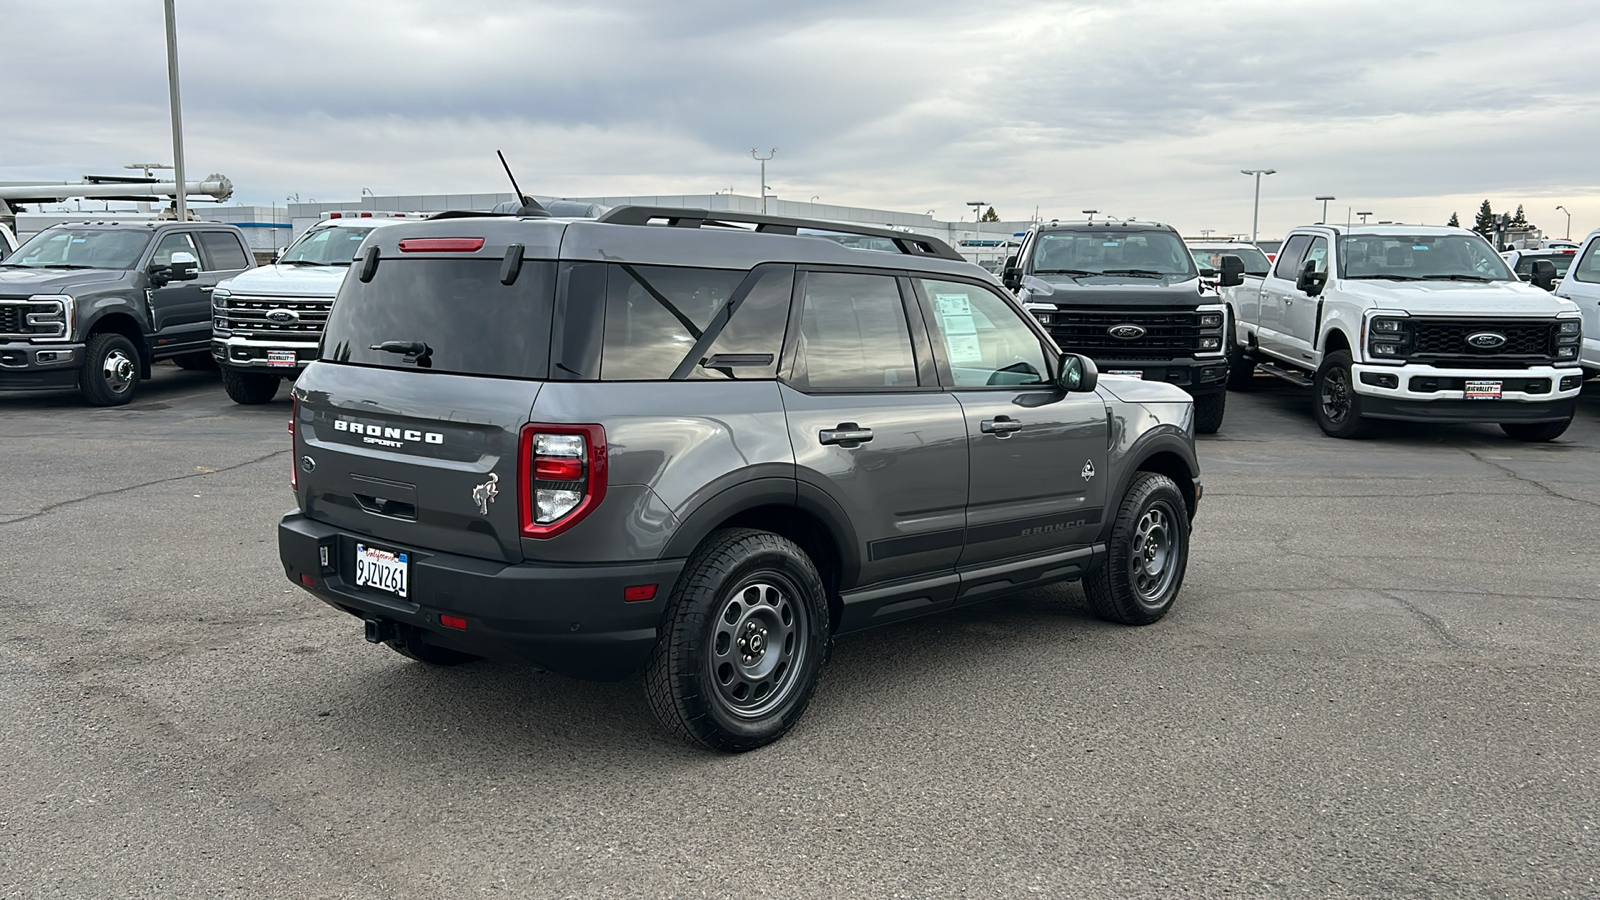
646;528;830;753
1193;391;1225;434
1225;339;1256;391
79;333;141;406
221;368;281;404
1500;419;1571;442
1083;472;1189;625
172;351;217;370
1313;350;1369;439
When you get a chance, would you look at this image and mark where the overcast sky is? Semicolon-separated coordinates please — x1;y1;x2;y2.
6;0;1599;239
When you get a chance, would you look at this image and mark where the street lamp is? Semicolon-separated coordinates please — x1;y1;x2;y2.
750;148;777;214
163;0;187;222
1315;195;1336;225
967;201;986;223
1556;205;1571;240
1082;209;1099;224
1357;211;1373;224
1241;169;1276;244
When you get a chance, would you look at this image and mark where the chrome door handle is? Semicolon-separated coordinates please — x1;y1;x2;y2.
980;416;1024;436
819;423;873;446
199;286;214;292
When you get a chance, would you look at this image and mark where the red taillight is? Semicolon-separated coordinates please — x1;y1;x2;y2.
289;397;298;491
397;238;484;253
624;584;657;602
518;423;607;539
440;615;467;630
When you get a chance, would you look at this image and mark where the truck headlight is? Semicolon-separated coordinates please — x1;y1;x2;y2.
1367;316;1410;362
1198;313;1223;328
24;294;75;342
211;287;231;309
1558;320;1580;337
1197;336;1221;351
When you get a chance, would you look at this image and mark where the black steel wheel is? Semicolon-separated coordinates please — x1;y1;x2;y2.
79;332;140;407
1084;472;1189;625
1225;315;1256;391
1313;350;1369;439
646;528;829;752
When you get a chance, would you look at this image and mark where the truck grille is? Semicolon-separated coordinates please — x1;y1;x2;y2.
0;306;22;335
214;294;331;341
1039;309;1210;360
1407;319;1557;366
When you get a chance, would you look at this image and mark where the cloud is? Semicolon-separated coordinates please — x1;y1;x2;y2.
4;0;1600;238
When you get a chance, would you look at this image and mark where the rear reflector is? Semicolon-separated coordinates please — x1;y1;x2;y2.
624;584;657;602
533;456;584;481
398;238;484;253
440;615;467;630
299;573;315;587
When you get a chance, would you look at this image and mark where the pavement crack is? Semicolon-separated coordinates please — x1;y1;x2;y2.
1458;446;1600;510
0;449;289;527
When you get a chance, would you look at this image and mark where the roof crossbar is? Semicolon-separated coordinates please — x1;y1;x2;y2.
595;205;966;261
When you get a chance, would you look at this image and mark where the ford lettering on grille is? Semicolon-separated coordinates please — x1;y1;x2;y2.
1466;332;1507;349
1108;324;1147;340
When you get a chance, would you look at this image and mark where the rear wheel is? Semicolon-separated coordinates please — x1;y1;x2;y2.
173;351;217;370
221;367;281;404
1084;472;1189;625
646;528;829;752
1500;419;1571;442
79;333;140;407
1193;391;1225;434
1225;340;1256;391
1313;350;1368;439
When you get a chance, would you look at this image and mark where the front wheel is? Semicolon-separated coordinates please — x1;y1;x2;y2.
1193;390;1225;434
1084;472;1190;625
221;368;281;405
646;528;829;752
79;333;141;406
1225;323;1256;391
1313;350;1369;439
1500;419;1571;442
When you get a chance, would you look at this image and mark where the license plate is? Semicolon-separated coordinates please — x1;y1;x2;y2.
1106;370;1145;379
1464;380;1502;400
354;543;410;598
266;349;298;368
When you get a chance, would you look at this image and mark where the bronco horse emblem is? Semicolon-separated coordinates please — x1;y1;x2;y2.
472;473;499;515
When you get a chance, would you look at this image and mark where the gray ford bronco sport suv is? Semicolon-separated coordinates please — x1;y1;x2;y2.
278;205;1203;751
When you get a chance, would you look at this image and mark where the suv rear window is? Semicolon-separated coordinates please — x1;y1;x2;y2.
321;259;555;379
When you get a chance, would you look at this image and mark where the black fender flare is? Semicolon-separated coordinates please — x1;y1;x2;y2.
1096;427;1200;544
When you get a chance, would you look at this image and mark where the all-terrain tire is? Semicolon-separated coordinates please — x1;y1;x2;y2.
645;528;830;753
1500;419;1571;442
1312;350;1369;439
1225;337;1256;391
1083;472;1190;625
1193;390;1225;434
221;367;281;405
79;332;141;407
173;351;217;370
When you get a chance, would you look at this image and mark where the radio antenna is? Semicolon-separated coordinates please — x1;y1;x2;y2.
497;150;528;204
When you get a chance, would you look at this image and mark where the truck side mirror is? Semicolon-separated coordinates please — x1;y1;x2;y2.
1530;258;1557;291
1296;259;1327;296
1219;254;1246;287
168;250;200;282
1056;352;1098;393
1002;254;1020;290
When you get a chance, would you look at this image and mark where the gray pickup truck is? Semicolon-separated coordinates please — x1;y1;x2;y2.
278;205;1203;751
0;220;254;405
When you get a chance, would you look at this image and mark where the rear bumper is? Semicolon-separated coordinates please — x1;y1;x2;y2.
279;511;684;680
213;336;315;371
1090;357;1228;396
0;341;83;390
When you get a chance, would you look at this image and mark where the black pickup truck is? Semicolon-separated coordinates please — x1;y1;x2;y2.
0;221;254;405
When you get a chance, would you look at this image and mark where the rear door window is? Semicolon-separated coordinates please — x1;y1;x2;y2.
785;272;919;391
600;264;746;380
322;259;556;379
197;231;250;270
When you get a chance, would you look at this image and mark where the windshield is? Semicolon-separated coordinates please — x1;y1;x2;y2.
3;228;151;269
1031;230;1196;278
1190;246;1271;276
280;226;377;266
1338;234;1515;282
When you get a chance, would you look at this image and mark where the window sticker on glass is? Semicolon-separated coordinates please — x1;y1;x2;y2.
933;293;971;316
1412;245;1430;251
933;293;984;363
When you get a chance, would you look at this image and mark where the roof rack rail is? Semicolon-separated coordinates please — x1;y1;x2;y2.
594;205;966;261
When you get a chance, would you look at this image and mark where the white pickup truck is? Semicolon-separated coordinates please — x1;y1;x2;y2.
0;223;17;260
1553;228;1600;378
1227;224;1584;441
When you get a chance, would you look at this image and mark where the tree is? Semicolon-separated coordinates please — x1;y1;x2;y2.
1447;211;1460;227
1510;204;1528;227
980;206;999;222
1472;200;1495;239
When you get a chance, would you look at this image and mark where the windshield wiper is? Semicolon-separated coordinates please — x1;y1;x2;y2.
1343;274;1426;281
1033;268;1098;276
1422;274;1493;282
1096;269;1166;278
7;263;95;269
280;259;331;266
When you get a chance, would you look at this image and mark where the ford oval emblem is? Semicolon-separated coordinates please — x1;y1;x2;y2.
1108;324;1147;340
266;309;300;324
1466;331;1507;349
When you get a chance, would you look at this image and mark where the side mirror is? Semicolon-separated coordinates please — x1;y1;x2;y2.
1056;352;1098;393
1530;258;1557;291
274;247;287;262
168;250;199;282
1296;259;1327;296
1219;254;1246;287
1002;255;1021;290
1198;267;1218;279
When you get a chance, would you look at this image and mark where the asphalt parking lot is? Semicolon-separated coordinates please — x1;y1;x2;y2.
3;365;1598;899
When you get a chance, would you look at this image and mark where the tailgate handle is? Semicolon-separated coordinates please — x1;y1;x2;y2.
354;493;417;521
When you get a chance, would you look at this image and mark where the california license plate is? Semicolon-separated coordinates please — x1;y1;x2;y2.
354;543;409;598
1464;380;1502;400
266;349;298;368
1106;370;1145;379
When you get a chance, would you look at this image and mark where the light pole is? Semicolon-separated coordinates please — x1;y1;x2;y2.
1082;209;1099;224
1315;195;1335;225
751;149;776;214
163;0;187;222
1200;229;1213;238
1240;169;1276;244
1556;205;1571;239
1357;211;1372;225
967;201;986;223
